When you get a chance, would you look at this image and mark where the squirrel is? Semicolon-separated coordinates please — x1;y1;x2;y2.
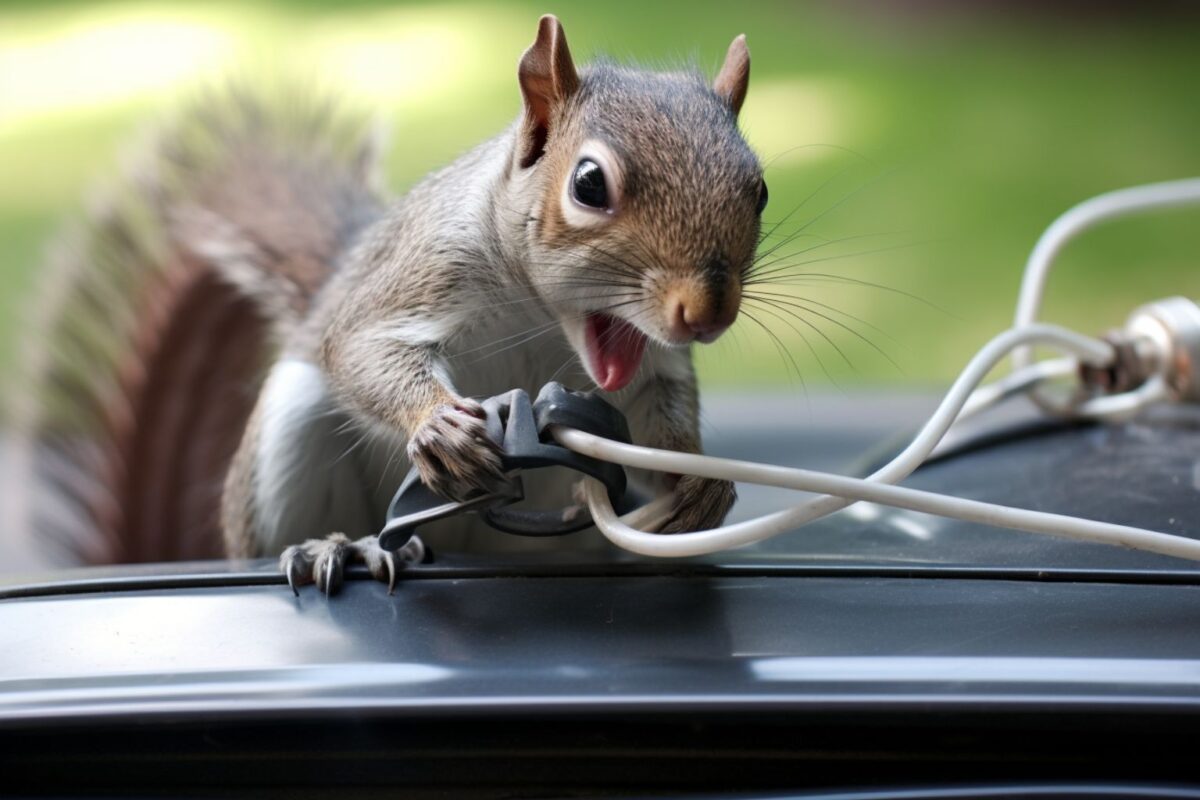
13;15;765;590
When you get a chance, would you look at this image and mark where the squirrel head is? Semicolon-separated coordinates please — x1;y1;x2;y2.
512;15;764;392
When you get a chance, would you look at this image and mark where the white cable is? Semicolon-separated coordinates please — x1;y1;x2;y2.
548;180;1200;564
574;449;1200;562
553;323;1115;557
957;357;1077;420
1076;374;1172;421
565;361;1191;561
1013;178;1200;371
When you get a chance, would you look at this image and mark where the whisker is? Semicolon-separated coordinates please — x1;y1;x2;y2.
578;241;653;276
747;271;951;316
745;298;850;382
745;289;900;346
749;294;901;373
749;238;932;284
749;230;906;276
456;298;645;363
739;308;811;402
463;285;640;315
444;291;642;346
755;165;855;253
761;142;877;172
545;302;658;387
753;169;896;268
547;349;582;384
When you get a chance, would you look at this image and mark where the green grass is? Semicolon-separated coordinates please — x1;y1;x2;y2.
2;1;1198;390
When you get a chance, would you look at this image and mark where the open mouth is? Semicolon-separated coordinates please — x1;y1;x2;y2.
584;313;648;392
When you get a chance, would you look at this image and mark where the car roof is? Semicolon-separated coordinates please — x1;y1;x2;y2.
5;564;1200;726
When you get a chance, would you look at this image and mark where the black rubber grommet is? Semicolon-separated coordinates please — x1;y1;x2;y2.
378;383;634;549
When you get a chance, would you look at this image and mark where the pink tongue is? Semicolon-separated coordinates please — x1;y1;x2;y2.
585;313;648;392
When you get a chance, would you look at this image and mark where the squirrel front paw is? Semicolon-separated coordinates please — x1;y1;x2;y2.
407;398;505;501
659;475;737;534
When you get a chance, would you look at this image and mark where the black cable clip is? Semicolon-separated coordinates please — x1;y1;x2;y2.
377;382;634;551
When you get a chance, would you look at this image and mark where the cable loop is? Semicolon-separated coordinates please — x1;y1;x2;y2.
552;180;1200;563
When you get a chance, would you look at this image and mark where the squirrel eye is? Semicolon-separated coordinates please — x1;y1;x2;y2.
571;159;609;209
756;180;769;215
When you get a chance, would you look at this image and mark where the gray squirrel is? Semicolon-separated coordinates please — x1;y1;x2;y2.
14;15;766;590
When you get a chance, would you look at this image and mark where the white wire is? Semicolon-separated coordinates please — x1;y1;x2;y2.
547;179;1200;564
1076;374;1172;421
552;323;1117;557
573;446;1200;563
1013;178;1200;371
957;357;1077;420
564;361;1194;561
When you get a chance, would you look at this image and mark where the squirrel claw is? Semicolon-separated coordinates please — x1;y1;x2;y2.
279;533;425;596
408;400;505;501
285;557;303;597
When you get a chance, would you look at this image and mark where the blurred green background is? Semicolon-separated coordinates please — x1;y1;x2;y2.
2;1;1198;391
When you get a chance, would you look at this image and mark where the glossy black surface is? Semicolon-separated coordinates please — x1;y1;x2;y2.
5;570;1200;723
4;400;1200;796
5;567;1200;794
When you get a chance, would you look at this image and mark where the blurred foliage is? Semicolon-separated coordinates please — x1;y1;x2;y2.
2;1;1198;391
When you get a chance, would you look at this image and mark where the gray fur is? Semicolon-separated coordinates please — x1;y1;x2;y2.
229;19;765;561
15;18;762;571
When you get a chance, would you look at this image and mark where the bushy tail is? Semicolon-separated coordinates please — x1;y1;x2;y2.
9;89;385;568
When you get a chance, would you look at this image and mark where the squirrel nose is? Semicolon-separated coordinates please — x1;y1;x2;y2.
665;263;742;343
677;304;730;343
668;296;734;343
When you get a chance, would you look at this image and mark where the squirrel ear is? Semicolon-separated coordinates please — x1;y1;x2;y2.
517;14;580;168
713;34;750;116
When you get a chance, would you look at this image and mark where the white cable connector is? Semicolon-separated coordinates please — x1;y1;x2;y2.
1124;297;1200;402
552;179;1200;564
